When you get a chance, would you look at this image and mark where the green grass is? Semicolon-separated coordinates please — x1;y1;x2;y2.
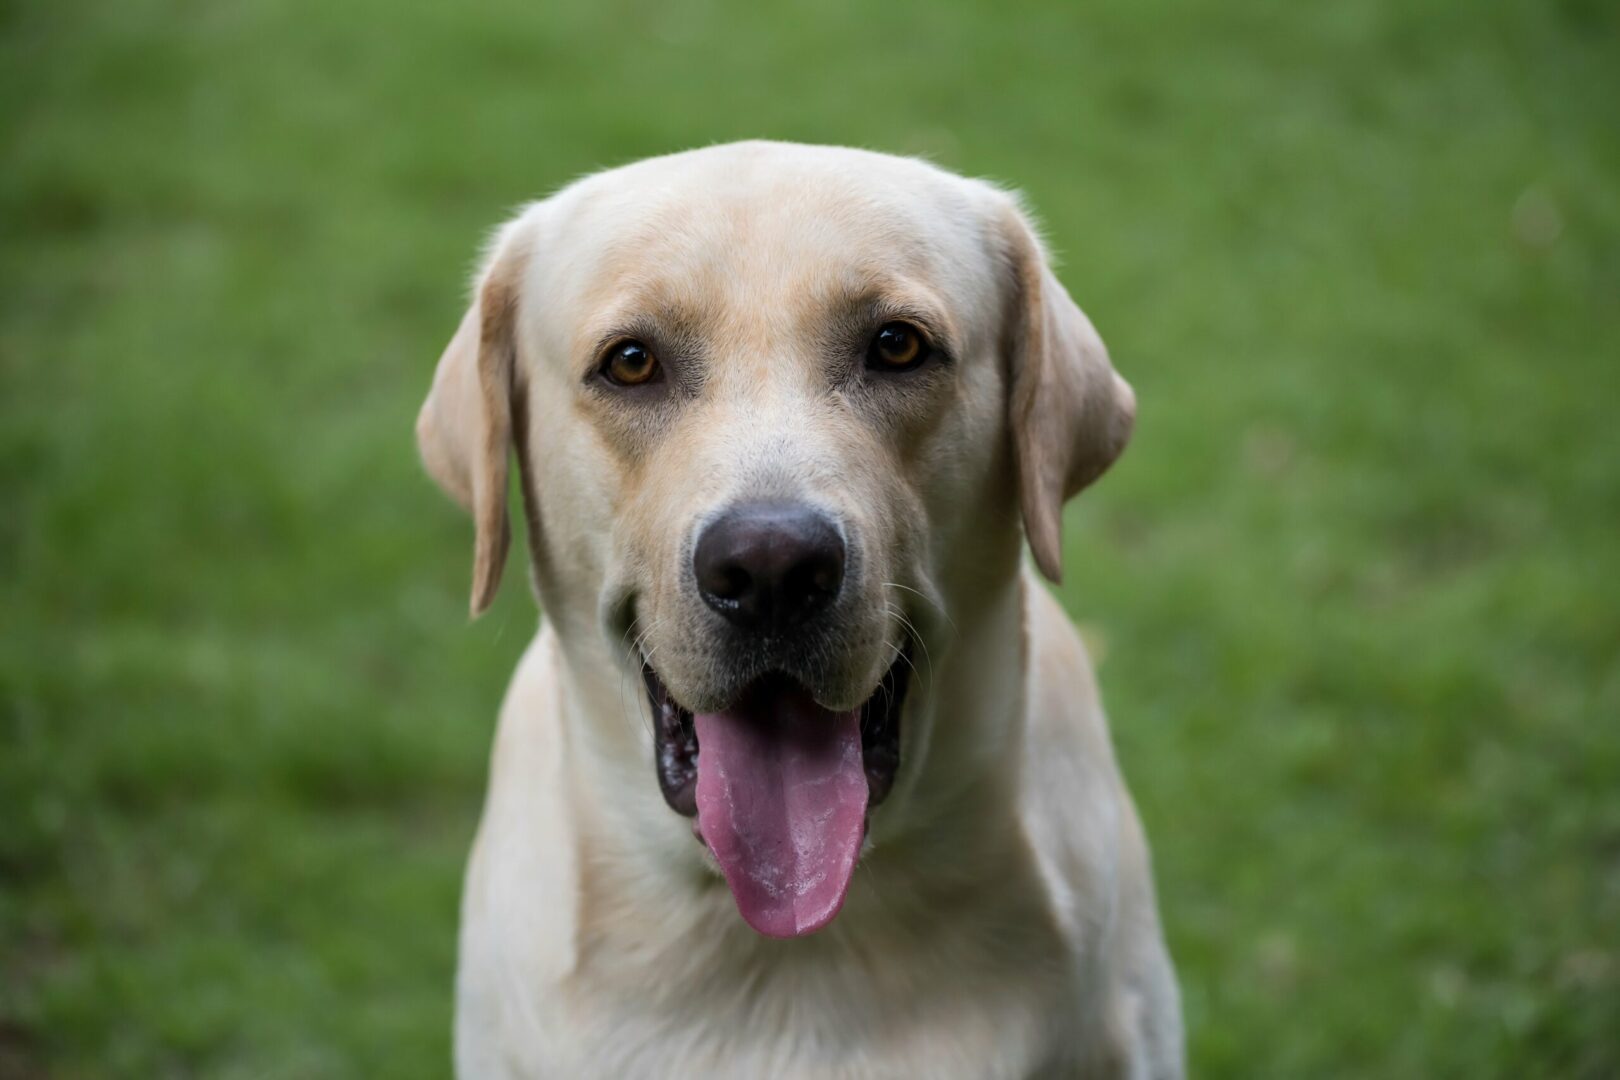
3;0;1617;1075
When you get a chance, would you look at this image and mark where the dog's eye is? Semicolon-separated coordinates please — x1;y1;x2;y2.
867;322;927;372
601;341;661;387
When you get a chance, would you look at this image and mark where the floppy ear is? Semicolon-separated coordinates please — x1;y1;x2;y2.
999;200;1136;584
416;225;531;616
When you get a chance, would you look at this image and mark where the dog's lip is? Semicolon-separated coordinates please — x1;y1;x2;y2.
646;665;877;718
641;648;911;823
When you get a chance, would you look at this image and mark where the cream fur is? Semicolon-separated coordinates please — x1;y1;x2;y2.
418;141;1182;1078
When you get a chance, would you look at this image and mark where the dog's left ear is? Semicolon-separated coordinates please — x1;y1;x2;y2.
416;219;533;617
997;199;1136;583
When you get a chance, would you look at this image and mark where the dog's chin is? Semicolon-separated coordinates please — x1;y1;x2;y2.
640;647;910;939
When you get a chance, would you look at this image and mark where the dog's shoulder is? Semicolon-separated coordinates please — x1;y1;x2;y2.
1017;572;1185;1079
456;625;585;1076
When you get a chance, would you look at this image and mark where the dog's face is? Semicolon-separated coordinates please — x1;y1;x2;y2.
417;143;1133;938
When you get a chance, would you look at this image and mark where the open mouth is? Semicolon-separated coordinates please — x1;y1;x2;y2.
641;648;910;939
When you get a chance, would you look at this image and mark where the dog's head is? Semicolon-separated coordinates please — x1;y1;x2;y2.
417;142;1132;938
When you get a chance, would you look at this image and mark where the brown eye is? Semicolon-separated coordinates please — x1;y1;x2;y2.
868;322;926;371
603;340;660;386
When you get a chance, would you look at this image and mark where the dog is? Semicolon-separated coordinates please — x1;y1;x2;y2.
416;141;1182;1078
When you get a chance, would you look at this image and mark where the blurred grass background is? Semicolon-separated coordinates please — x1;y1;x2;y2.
2;0;1618;1075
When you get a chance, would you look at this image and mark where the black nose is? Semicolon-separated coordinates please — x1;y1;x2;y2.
693;502;846;635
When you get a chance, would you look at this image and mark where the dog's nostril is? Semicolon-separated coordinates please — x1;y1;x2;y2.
694;501;846;635
785;559;838;613
711;564;752;602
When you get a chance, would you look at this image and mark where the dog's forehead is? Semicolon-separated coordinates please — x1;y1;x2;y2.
533;143;1000;334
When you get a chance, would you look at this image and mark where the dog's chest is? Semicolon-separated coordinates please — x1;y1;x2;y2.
459;889;1079;1079
551;954;1068;1079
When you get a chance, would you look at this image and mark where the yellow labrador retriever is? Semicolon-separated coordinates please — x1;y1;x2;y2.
417;141;1182;1078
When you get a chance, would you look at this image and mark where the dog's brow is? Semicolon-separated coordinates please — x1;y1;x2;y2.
581;298;709;366
829;282;958;358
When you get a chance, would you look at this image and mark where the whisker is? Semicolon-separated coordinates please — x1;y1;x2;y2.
880;581;955;632
615;647;643;742
881;612;927;695
617;615;667;741
883;602;933;695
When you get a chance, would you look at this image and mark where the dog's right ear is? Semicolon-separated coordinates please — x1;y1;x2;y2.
996;197;1136;584
416;220;533;617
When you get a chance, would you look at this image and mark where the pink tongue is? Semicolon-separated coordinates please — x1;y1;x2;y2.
694;681;868;939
